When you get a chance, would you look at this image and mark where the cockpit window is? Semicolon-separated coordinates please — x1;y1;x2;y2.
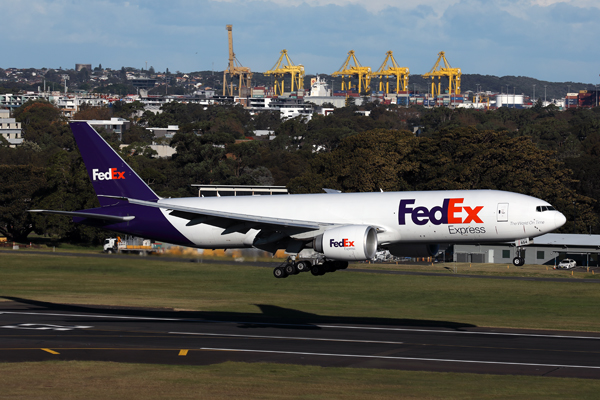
536;205;557;212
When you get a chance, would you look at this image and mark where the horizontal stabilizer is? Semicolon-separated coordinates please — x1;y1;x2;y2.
28;210;135;222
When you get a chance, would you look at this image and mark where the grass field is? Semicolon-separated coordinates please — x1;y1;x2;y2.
2;361;600;400
1;251;600;331
2;250;600;398
352;261;600;279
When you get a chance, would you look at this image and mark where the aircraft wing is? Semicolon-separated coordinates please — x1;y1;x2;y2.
101;196;327;236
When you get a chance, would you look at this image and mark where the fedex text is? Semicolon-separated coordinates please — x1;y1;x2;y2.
92;168;125;181
330;238;355;248
398;198;483;226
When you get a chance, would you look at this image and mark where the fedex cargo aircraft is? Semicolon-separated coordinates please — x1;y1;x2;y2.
31;122;566;278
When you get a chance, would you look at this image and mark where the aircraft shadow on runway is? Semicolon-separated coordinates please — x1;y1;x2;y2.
2;296;476;331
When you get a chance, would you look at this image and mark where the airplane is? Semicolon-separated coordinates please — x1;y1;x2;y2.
30;122;567;278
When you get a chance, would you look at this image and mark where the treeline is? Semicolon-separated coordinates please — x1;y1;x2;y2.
1;99;600;243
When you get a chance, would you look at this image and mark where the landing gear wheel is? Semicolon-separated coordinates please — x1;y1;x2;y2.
311;265;325;276
284;263;298;275
273;267;288;279
295;261;310;272
512;257;524;266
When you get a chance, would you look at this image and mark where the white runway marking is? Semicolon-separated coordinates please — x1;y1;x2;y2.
2;323;92;331
169;331;404;345
201;347;600;370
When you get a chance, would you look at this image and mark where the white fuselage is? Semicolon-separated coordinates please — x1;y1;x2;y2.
159;190;566;249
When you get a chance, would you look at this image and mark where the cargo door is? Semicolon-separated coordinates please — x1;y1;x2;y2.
497;203;509;222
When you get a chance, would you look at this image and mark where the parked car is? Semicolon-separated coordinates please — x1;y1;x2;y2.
556;259;577;269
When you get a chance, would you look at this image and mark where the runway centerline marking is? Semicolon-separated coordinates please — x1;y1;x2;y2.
169;331;404;345
200;347;600;370
2;323;92;331
2;311;600;341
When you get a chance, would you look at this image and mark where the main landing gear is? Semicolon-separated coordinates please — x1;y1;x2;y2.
273;259;349;279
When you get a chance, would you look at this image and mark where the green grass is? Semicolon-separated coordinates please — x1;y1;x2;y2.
1;361;599;400
2;252;600;331
352;261;600;279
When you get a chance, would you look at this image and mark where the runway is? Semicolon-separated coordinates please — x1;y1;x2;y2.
1;298;599;379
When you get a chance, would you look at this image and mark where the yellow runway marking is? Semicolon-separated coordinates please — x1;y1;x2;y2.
179;349;189;356
41;348;59;355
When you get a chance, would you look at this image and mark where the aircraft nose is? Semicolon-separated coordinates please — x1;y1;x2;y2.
555;212;567;228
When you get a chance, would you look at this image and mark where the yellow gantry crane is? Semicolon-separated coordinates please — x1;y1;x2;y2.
332;50;371;94
422;51;461;96
371;51;409;94
264;50;305;95
223;24;253;97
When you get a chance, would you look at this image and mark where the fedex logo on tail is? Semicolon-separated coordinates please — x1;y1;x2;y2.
92;168;125;181
330;238;355;248
399;198;483;226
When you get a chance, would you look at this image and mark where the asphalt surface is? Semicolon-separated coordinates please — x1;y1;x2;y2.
1;298;600;379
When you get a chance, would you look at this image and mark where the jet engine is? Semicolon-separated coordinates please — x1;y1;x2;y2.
386;243;440;258
313;225;377;261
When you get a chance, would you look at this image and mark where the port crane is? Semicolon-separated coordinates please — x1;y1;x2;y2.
223;24;253;97
332;50;371;94
422;51;461;96
264;50;305;96
371;51;409;94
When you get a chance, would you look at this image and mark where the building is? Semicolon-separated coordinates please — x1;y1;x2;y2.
454;233;600;267
0;109;23;146
75;64;92;72
55;96;110;117
146;125;179;139
73;118;130;140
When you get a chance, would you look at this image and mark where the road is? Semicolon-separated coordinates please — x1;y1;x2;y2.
1;298;599;379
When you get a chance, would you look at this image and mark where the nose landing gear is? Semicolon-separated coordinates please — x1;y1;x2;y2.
512;246;525;266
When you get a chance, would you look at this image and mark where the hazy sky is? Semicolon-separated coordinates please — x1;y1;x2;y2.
2;0;599;83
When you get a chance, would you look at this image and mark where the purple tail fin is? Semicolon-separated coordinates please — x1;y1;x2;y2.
70;121;159;206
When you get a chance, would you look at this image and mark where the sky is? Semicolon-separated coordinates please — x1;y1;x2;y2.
1;0;599;83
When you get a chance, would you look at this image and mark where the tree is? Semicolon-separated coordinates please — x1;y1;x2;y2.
0;165;47;242
14;100;74;151
73;105;111;121
31;150;106;243
288;129;418;193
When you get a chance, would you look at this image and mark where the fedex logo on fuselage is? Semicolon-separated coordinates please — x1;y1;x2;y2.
330;238;355;248
92;168;125;181
399;198;483;226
